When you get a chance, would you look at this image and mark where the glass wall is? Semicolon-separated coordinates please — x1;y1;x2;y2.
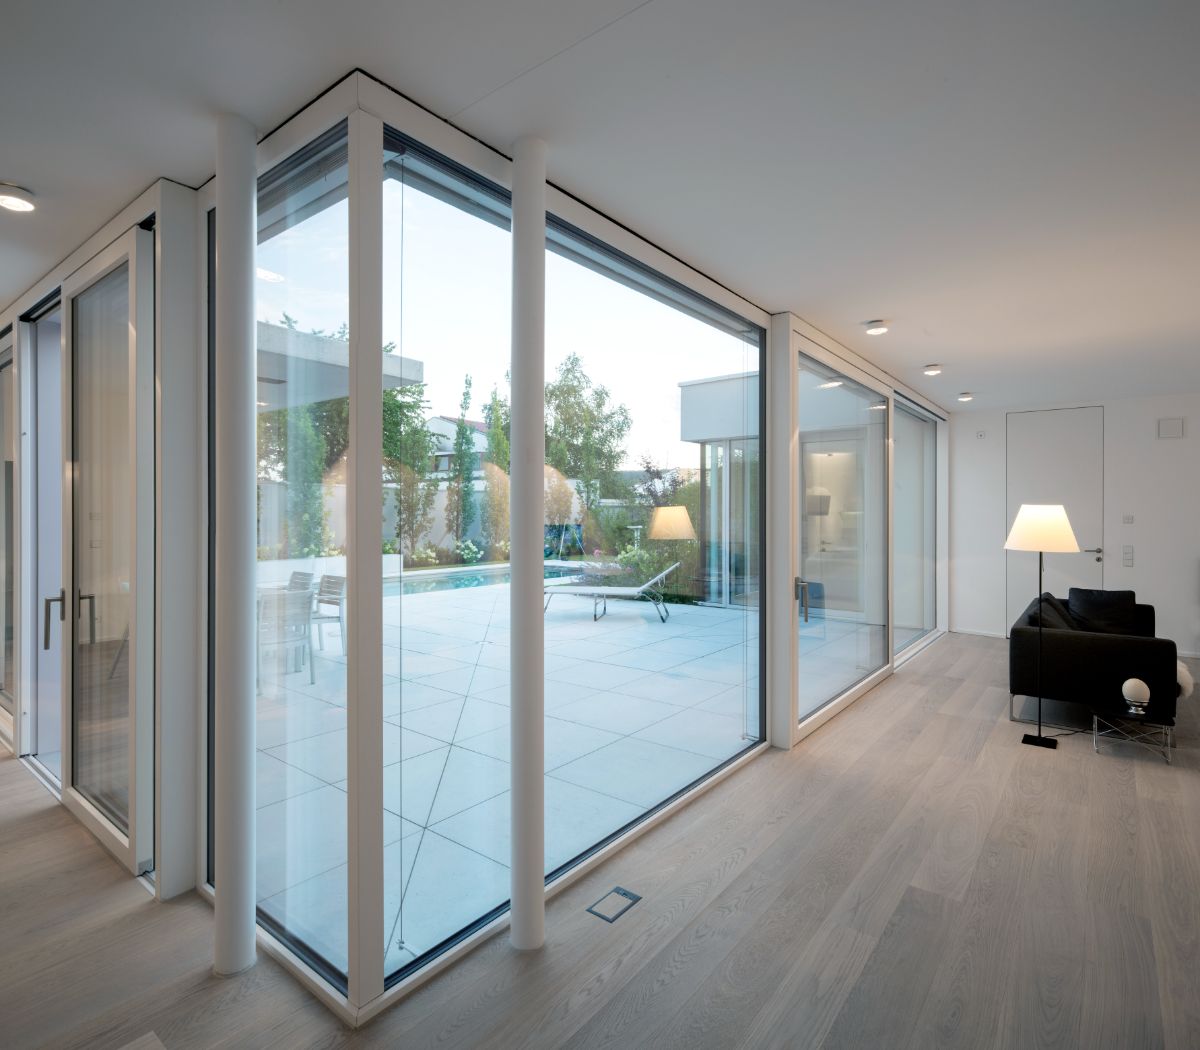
797;354;888;720
379;128;513;981
209;110;765;996
0;350;12;714
893;401;937;652
251;123;351;984
540;221;764;877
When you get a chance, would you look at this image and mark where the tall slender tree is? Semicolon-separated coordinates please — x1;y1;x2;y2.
444;376;477;543
481;387;511;551
383;383;438;557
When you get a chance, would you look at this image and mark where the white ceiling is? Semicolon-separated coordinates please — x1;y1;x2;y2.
3;0;1198;410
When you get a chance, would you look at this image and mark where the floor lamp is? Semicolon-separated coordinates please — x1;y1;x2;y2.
1004;504;1080;749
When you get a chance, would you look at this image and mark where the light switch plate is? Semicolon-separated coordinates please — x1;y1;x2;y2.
1122;545;1134;567
1122;514;1134;525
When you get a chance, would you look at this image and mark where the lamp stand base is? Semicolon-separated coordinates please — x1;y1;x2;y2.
1021;733;1057;750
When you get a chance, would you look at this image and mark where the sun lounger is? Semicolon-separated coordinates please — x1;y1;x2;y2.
543;562;680;622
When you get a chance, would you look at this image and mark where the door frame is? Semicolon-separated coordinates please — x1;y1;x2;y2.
58;226;155;875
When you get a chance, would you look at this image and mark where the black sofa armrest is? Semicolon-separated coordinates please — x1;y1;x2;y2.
1009;625;1178;723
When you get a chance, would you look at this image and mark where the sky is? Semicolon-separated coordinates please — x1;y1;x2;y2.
256;178;758;471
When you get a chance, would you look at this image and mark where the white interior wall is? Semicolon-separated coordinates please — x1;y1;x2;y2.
950;392;1200;656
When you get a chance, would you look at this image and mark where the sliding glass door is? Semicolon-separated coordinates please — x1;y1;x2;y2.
893;401;937;652
796;354;888;720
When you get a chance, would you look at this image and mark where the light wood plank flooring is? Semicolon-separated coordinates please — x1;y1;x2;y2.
2;633;1197;1049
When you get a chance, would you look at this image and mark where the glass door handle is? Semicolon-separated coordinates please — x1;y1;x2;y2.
43;590;65;650
795;577;810;622
78;592;97;646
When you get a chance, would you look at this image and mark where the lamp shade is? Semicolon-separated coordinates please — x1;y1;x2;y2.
647;505;697;541
1004;504;1080;553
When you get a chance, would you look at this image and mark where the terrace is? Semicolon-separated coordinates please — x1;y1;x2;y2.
254;571;759;974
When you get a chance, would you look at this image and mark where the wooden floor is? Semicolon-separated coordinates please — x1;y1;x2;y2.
2;633;1198;1050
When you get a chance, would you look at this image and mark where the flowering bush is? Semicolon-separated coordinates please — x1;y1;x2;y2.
455;538;483;565
409;545;439;567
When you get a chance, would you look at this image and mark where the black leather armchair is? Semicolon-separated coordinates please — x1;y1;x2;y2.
1009;590;1179;726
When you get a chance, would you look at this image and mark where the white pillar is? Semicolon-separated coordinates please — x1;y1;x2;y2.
346;108;385;1007
213;112;258;976
509;136;546;951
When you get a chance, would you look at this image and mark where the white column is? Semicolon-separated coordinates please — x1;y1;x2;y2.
346;108;385;1008
509;136;546;951
213;112;258;976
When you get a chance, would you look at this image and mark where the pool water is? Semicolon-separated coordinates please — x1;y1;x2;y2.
382;565;578;597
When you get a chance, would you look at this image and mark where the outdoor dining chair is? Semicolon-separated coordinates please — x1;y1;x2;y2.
312;574;346;652
258;587;316;687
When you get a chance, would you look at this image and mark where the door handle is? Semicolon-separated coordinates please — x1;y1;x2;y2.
1083;547;1102;562
795;577;810;622
78;592;97;646
43;590;65;650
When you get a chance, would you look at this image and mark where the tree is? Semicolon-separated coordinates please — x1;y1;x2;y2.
383;383;438;557
636;454;685;507
283;405;331;557
544;465;576;557
480;388;511;551
544;354;631;512
444;376;477;543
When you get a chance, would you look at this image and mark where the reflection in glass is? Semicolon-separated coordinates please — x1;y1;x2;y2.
797;357;888;720
893;403;936;652
252;123;351;984
72;264;133;828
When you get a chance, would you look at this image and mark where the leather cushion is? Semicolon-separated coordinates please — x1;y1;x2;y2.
1068;588;1137;633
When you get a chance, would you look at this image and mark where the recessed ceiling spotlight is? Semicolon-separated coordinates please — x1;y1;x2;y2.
0;184;35;212
863;320;888;335
818;380;843;389
957;392;974;402
923;365;942;376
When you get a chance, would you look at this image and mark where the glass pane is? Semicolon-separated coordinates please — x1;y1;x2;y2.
72;264;132;829
253;124;350;984
543;222;763;879
893;404;936;652
381;132;513;980
0;358;13;711
34;309;63;780
797;357;888;720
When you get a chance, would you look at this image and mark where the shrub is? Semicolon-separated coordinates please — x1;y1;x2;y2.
455;538;483;565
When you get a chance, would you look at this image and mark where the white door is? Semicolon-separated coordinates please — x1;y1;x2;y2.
1005;407;1104;631
58;227;154;875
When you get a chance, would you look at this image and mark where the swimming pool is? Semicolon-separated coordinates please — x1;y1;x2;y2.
382;565;579;597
